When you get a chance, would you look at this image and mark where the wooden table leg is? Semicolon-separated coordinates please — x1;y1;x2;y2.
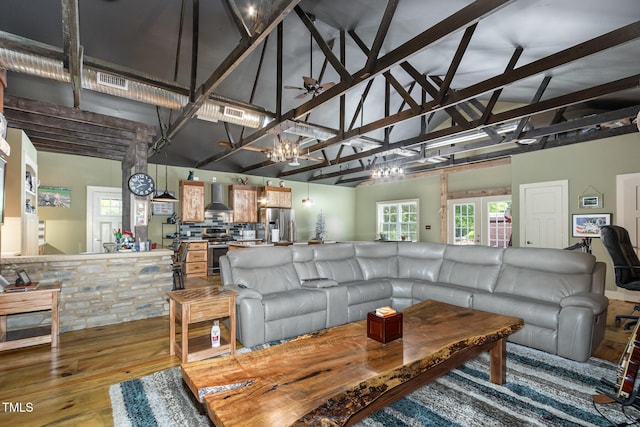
0;314;6;342
51;290;59;348
489;338;507;384
229;296;236;356
169;298;176;356
181;303;189;362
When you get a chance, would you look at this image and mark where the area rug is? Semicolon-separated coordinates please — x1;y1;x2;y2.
110;343;640;426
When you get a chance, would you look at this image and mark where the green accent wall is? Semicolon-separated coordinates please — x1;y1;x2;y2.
35;152;355;254
354;164;512;242
511;133;640;292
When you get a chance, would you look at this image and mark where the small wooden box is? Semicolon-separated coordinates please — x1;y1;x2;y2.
367;312;403;344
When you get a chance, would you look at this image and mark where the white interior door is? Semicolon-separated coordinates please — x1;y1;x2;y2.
86;186;122;253
519;180;568;249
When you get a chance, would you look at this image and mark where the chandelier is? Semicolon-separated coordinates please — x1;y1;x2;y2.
265;137;299;165
371;165;404;178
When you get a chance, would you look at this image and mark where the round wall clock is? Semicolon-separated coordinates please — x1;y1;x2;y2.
128;172;155;196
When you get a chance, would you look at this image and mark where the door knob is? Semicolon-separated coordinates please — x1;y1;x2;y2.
526;240;533;244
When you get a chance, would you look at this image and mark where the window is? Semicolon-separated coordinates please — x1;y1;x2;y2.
487;200;512;248
453;203;475;245
376;199;419;241
100;196;122;216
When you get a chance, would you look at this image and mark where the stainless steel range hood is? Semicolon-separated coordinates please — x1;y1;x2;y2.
205;183;232;212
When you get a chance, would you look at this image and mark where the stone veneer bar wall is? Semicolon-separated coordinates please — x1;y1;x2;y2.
1;250;173;332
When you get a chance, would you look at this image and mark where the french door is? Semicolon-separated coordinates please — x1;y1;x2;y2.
448;195;512;247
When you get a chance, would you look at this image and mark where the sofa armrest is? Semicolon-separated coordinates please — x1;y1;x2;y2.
301;278;339;288
591;261;606;294
224;284;263;301
560;292;609;314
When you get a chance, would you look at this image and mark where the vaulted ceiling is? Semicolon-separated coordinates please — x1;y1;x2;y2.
1;0;639;186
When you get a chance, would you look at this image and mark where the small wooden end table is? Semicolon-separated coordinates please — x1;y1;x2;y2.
168;287;237;363
0;283;61;351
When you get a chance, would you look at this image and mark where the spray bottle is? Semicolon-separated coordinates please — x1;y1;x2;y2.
211;320;221;348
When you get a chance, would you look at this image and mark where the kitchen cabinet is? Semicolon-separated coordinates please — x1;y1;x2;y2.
181;240;208;277
179;180;205;223
260;186;292;208
1;128;39;255
229;185;257;223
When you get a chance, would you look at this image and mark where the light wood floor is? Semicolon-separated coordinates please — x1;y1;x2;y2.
0;277;636;426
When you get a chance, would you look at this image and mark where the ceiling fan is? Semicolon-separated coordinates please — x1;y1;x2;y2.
284;29;335;99
285;77;336;99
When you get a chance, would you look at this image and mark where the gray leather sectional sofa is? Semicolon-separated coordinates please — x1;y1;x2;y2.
220;242;608;362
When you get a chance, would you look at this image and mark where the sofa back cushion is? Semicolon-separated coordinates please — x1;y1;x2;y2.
496;247;595;302
397;242;446;282
439;245;504;292
313;243;364;282
226;247;300;293
291;245;321;280
355;243;398;279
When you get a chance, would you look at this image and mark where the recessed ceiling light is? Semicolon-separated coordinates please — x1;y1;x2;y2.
517;138;538;145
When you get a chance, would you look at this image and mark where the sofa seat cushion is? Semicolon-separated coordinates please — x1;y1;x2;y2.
262;289;327;321
473;292;560;330
411;281;474;308
343;279;393;306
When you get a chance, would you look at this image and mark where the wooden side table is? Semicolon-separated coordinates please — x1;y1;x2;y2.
168;287;237;363
0;283;61;351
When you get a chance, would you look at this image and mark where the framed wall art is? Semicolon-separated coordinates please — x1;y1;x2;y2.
572;213;611;237
579;185;603;208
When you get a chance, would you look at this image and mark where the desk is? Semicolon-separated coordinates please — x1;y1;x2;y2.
168;287;237;362
0;283;61;351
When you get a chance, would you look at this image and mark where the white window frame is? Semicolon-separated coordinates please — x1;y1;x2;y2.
376;198;419;242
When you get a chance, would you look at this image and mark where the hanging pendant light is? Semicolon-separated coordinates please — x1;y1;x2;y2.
152;149;178;203
302;181;313;207
152;106;178;203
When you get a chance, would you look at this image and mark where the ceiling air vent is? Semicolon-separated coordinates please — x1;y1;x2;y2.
223;106;244;120
96;72;129;90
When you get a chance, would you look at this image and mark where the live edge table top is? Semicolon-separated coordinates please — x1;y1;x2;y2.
181;300;524;427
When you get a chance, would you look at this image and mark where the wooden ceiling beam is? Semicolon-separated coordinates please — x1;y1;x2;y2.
279;77;640;178
162;0;301;145
434;23;477;106
61;0;82;108
361;0;399;77
290;0;514;120
294;6;351;82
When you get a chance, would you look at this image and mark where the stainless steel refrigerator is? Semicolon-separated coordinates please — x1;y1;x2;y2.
259;208;296;243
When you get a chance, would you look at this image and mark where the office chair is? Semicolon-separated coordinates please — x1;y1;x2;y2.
172;242;189;290
600;225;640;329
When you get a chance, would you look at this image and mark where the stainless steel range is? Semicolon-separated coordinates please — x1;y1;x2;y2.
203;228;233;275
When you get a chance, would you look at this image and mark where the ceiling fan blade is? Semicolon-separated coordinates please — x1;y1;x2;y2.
284;85;305;90
295;92;309;99
302;76;317;86
318;82;336;91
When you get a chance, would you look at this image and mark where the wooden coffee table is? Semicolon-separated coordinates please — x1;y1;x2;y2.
182;300;524;426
